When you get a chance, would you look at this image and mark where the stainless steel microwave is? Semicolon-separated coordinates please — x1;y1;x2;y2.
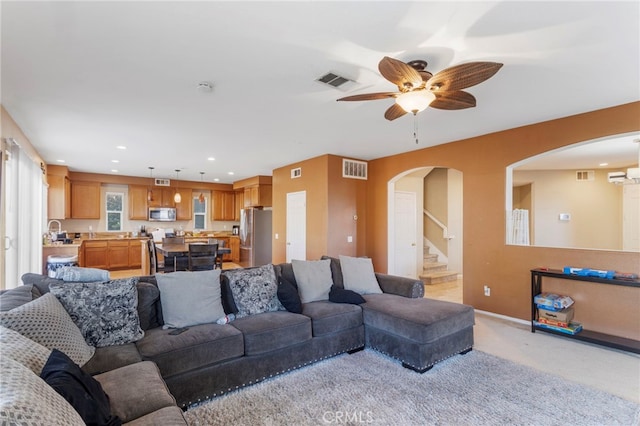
148;207;176;222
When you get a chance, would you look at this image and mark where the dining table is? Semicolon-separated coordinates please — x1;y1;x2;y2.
156;242;231;272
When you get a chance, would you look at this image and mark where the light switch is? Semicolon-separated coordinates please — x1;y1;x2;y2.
275;233;279;239
347;236;353;243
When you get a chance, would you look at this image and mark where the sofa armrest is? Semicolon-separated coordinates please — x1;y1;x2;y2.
375;273;424;298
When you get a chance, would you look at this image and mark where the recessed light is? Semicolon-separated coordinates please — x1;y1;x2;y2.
214;178;220;182
599;162;609;167
207;157;215;161
116;145;127;150
111;169;119;173
111;160;120;163
228;171;234;175
56;159;65;163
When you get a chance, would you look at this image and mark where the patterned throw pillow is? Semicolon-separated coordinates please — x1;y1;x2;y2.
0;293;95;366
0;325;52;375
49;278;144;348
224;264;284;318
0;355;85;426
55;266;110;282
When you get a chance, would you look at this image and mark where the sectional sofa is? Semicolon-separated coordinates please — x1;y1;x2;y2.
2;255;474;423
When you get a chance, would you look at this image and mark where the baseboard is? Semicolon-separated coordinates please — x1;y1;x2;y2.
474;309;530;326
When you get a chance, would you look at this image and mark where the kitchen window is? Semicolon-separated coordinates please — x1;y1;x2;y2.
106;192;124;231
193;197;206;230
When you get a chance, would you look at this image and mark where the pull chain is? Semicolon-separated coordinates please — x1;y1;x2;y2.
413;112;419;144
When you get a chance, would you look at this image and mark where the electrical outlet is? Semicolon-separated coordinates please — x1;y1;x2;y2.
483;285;491;296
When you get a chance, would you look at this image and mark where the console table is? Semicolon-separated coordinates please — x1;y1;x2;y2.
531;268;640;354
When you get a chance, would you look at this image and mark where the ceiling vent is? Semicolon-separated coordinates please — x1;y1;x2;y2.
343;159;367;180
316;72;358;92
155;178;171;186
575;170;594;181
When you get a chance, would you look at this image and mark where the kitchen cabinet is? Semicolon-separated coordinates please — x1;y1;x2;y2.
176;189;192;221
234;190;244;221
212;191;236;221
229;236;240;263
148;187;175;208
82;241;108;269
128;241;142;268
48;174;71;219
108;240;130;269
244;184;272;207
71;181;101;219
129;185;149;220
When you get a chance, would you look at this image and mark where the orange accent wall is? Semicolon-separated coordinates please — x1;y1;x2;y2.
365;102;640;338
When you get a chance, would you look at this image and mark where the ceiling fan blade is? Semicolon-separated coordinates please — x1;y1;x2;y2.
378;56;424;91
337;92;398;102
430;90;476;110
428;62;503;92
384;103;408;121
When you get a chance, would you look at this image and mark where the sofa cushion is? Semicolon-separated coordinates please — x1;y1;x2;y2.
95;361;179;424
230;311;312;356
220;275;239;314
277;275;302;313
0;284;41;311
0;293;95;366
362;294;475;343
81;343;143;376
0;324;51;374
301;301;363;337
20;272;60;295
49;278;144;348
291;259;333;303
339;255;382;295
329;286;366;305
55;266;110;282
224;264;284;318
321;255;344;289
136;324;244;378
156;270;226;328
123;406;186;426
136;281;162;330
40;349;121;426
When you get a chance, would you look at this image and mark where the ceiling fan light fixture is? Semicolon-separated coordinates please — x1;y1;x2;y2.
395;90;436;114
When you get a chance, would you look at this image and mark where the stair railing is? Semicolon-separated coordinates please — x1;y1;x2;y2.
424;209;453;240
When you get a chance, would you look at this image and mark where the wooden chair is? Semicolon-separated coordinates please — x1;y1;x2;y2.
208;238;225;268
148;239;168;274
188;244;218;271
162;237;185;245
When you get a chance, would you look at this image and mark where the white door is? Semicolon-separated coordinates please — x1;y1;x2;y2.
286;191;306;262
622;184;640;251
394;191;417;278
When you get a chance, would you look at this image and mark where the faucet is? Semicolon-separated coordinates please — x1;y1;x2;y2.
47;220;62;235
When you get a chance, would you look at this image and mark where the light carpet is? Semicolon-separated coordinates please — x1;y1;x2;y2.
185;349;639;426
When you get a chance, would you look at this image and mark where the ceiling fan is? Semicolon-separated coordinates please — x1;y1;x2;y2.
337;56;503;121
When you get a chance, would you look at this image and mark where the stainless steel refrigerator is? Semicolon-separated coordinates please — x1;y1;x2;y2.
239;208;272;268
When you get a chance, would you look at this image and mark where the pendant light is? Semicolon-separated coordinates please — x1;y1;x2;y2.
173;169;182;203
198;172;205;203
147;167;155;202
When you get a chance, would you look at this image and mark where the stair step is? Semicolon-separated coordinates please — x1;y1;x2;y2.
423;253;438;263
419;271;459;285
423;262;448;273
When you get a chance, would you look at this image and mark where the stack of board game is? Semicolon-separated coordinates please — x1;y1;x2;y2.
533;292;583;335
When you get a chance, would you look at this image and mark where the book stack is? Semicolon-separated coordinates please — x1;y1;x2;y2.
533;292;583;335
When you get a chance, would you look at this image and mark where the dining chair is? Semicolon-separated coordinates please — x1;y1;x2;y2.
162;237;185;245
188;243;218;271
148;239;168;274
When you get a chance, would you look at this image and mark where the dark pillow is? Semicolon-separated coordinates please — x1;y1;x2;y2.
136;282;161;330
274;263;298;288
40;349;121;426
321;256;344;289
329;285;366;304
0;284;41;311
277;276;302;314
220;275;239;315
20;273;61;295
138;276;164;326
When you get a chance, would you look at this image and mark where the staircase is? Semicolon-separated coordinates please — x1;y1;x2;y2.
419;245;458;285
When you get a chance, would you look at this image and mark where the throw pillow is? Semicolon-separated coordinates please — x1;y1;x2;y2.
277;275;302;313
321;255;344;288
49;278;144;348
0;356;85;426
0;284;40;311
0;325;52;374
55;266;110;282
329;286;366;305
0;293;95;366
136;281;161;331
292;259;333;303
41;349;121;426
20;272;61;295
224;264;284;318
339;255;382;295
155;269;226;328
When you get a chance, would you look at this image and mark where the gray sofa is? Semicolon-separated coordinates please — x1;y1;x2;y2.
15;256;474;413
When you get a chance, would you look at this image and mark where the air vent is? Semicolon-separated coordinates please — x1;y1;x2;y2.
576;170;594;181
316;72;358;92
291;167;302;179
155;178;171;186
343;159;367;180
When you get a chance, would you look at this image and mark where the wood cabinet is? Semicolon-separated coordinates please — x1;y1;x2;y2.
212;191;236;221
229;236;240;263
108;240;130;269
234;190;244;221
244;184;272;207
71;181;101;219
48;174;71;219
129;185;149;220
176;189;192;221
82;241;108;269
148;188;175;208
128;241;142;268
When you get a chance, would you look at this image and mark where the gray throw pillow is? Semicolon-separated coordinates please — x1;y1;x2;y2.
0;325;52;375
339;255;382;295
55;267;110;282
292;259;333;303
0;284;40;311
155;269;225;328
0;293;95;366
49;278;144;348
224;264;284;318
